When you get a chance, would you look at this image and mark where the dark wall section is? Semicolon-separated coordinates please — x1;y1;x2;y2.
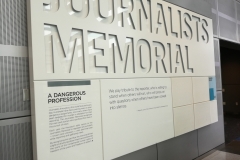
221;48;240;85
157;131;198;160
114;145;157;160
221;45;240;113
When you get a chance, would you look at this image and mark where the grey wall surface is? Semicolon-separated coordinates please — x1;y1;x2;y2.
164;0;212;18
0;0;230;160
0;0;30;120
214;39;222;91
217;0;240;43
0;0;28;46
157;131;198;160
0;0;32;160
0;56;30;119
0;117;33;160
115;145;158;160
205;0;219;36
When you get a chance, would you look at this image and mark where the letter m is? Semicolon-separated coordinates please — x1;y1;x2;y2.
44;24;84;73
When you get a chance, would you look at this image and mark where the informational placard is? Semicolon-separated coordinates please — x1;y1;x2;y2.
101;78;174;160
27;0;217;160
32;80;103;160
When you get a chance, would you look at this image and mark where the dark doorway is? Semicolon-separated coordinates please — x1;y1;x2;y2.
220;40;240;144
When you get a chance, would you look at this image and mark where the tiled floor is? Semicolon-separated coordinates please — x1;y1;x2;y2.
195;142;240;160
201;151;240;160
224;114;240;144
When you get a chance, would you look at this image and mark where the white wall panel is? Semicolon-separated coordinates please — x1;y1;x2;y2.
210;100;218;123
100;78;174;160
197;91;225;155
173;105;195;137
192;77;210;103
194;101;212;129
171;78;193;107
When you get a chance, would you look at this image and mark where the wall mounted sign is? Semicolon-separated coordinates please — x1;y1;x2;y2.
27;0;216;160
101;78;174;160
28;0;214;80
32;81;103;160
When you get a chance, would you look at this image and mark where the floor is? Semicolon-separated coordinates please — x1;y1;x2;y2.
195;113;240;160
195;141;240;160
201;151;240;160
224;114;240;144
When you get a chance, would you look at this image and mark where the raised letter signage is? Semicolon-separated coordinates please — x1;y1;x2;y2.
27;0;216;160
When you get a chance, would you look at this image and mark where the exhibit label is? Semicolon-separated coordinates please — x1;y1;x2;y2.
32;81;103;160
101;78;174;160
